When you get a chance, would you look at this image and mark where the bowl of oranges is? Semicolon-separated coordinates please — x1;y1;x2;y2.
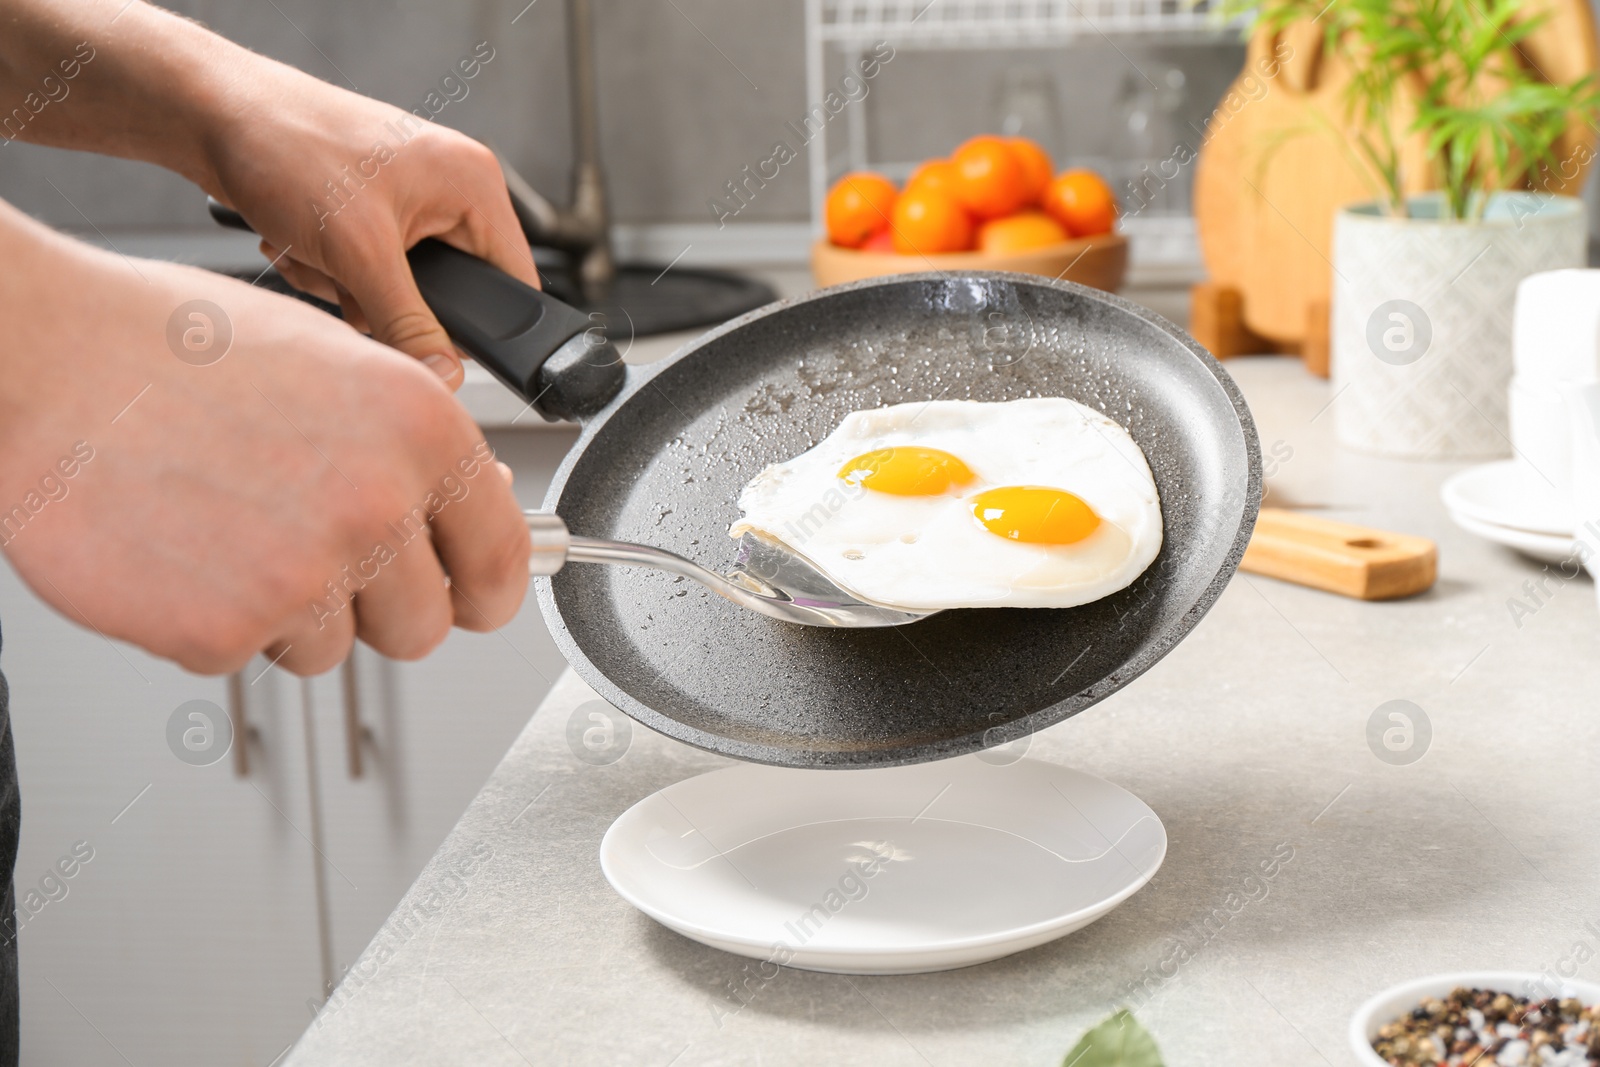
812;135;1125;292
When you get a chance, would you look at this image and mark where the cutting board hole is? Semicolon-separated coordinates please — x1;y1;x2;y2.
1345;538;1384;549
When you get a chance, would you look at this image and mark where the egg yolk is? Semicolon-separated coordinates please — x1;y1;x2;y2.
838;447;975;496
971;486;1101;544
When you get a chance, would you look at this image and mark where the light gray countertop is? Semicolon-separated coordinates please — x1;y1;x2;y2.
283;355;1600;1067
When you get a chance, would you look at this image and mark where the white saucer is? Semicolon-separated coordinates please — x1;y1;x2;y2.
601;756;1165;975
1447;506;1577;564
1440;459;1574;536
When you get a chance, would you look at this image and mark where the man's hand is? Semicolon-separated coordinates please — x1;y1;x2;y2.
0;206;531;675
0;0;540;388
203;75;542;390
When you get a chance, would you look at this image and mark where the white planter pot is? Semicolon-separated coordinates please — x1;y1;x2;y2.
1331;193;1586;460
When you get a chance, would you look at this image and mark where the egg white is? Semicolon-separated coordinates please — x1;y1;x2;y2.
729;398;1163;610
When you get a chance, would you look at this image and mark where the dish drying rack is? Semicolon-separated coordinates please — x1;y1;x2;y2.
804;0;1242;267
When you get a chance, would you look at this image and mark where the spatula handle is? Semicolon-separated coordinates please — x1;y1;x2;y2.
525;511;572;575
206;198;625;422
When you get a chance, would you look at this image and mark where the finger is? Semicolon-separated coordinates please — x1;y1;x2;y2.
334;283;478;370
430;166;541;291
427;444;530;632
335;281;470;384
348;527;456;660
438;212;541;292
330;234;464;388
332;285;370;335
266;589;357;678
262;242;341;305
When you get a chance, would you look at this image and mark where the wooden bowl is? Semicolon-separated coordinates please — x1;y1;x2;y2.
810;233;1127;292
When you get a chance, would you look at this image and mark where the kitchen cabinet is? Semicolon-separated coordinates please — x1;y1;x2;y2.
0;585;326;1066
0;425;578;1066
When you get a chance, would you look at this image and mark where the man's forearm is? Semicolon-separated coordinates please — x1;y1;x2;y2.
0;0;278;191
0;195;120;446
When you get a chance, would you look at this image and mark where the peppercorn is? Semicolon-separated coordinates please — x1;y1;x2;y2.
1370;987;1600;1066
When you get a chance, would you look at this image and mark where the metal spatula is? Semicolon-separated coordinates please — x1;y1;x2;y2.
525;512;932;628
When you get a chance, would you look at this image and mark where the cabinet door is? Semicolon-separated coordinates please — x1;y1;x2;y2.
312;425;578;984
0;560;327;1066
310;605;569;980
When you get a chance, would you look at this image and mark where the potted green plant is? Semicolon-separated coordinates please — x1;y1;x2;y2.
1220;0;1600;458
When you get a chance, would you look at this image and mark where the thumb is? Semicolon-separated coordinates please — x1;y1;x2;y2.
342;249;463;389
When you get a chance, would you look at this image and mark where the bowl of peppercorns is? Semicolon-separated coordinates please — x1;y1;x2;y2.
1351;973;1600;1066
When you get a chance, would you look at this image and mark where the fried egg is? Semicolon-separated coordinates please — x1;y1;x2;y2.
729;398;1163;610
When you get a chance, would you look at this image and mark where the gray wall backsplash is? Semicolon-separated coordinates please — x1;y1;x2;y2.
0;0;1249;235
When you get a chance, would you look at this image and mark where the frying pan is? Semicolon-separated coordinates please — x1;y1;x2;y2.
207;203;1260;769
538;273;1260;768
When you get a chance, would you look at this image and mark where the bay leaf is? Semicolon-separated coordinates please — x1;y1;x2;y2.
1061;1010;1165;1067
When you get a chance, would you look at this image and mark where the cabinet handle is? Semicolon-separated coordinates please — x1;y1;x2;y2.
227;670;249;778
301;680;338;1000
341;657;367;780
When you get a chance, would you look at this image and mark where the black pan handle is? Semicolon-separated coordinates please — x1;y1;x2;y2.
206;198;624;422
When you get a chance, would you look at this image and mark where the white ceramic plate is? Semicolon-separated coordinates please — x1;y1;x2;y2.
1447;506;1577;565
1441;459;1574;536
600;756;1165;975
1350;971;1600;1065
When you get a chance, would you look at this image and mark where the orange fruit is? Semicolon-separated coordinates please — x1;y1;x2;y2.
825;172;897;248
1043;169;1117;237
977;211;1069;254
890;187;974;254
862;228;897;253
1007;138;1053;206
949;135;1031;220
905;158;960;199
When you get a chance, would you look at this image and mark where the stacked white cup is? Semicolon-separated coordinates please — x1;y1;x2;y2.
1510;270;1600;520
1568;383;1600;612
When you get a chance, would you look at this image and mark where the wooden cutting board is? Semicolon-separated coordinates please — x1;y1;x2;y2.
1241;508;1437;600
1191;1;1599;368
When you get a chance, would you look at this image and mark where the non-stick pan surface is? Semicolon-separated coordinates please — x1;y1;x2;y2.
536;272;1260;768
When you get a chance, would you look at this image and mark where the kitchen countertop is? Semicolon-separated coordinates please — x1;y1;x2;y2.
283;354;1600;1067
